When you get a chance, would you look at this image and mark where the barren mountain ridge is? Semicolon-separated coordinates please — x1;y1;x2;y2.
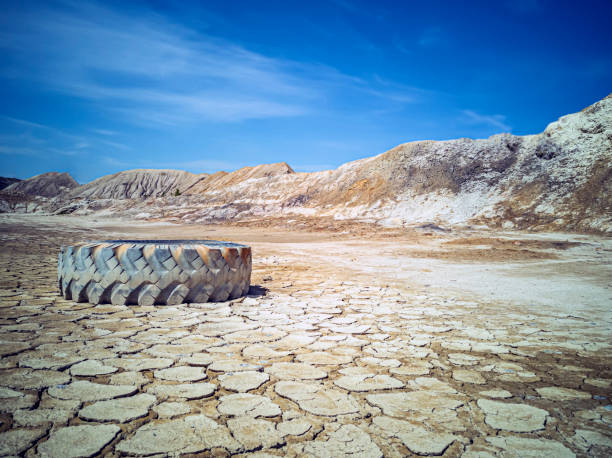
3;94;611;233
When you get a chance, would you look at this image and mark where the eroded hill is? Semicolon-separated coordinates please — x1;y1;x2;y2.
4;94;611;233
4;172;78;197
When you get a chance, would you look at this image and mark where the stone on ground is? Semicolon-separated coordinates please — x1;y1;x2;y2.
265;362;327;380
275;381;360;416
389;363;431;376
366;391;463;418
477;399;548;432
209;359;263;372
153;401;192;418
147;382;216;400
300;424;382;458
104;357;173;371
1;368;70;389
453;369;486;384
374;415;460;455
227;417;285;450
486;436;575;457
37;424;120;457
296;351;353;365
0;391;38;412
278;419;312;436
109;370;149;386
333;374;404;391
219;371;269;392
48;380;137;401
13;408;73;426
572;428;612;453
69;359;118;376
479;389;512;399
536;386;591;401
153;366;208;382
181;353;214;366
18;353;83;370
0;428;47;456
115;415;241;455
0;342;31;357
217;393;282;417
79;393;156;422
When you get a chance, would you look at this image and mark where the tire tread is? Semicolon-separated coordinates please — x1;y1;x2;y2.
58;241;251;305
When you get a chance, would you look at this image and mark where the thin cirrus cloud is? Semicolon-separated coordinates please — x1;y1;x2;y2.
461;110;512;132
505;0;543;14
417;26;444;47
102;156;248;175
0;1;422;126
0;116;129;159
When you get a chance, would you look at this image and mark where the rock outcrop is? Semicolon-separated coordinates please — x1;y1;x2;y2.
67;169;205;200
185;162;295;194
3;172;78;197
183;162;294;195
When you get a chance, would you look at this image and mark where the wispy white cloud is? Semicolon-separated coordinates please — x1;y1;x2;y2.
98;139;131;151
0;145;41;156
0;1;425;127
0;115;128;159
168;159;249;174
505;0;543;14
1;116;85;143
101;156;246;175
92;129;118;136
393;36;413;56
0;143;80;157
461;110;511;132
0;2;313;124
369;75;435;103
328;0;388;21
418;26;444;47
0;116;50;130
329;0;362;14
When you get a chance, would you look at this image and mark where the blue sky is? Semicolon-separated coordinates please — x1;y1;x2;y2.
0;0;610;183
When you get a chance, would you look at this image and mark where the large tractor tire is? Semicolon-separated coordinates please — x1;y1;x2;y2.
58;240;251;305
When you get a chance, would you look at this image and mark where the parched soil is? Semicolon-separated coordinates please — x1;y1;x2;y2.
0;214;610;457
444;236;582;250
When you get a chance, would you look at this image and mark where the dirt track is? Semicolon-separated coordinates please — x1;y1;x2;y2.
0;214;610;456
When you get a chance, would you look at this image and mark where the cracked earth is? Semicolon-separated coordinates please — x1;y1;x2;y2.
0;214;610;457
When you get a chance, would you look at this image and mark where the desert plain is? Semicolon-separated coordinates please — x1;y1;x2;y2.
0;213;610;457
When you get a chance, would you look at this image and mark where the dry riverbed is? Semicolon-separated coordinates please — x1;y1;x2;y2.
0;214;610;457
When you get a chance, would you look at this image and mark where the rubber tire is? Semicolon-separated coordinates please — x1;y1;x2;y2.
58;240;251;305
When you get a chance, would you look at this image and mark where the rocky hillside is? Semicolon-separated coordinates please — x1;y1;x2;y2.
113;93;606;233
3;172;78;197
183;162;294;194
67;169;205;199
7;94;611;233
61;163;294;200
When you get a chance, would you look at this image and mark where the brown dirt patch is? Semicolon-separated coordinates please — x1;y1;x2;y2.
444;237;581;250
399;247;557;262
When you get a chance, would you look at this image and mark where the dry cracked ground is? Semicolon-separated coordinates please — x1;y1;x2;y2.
0;214;611;457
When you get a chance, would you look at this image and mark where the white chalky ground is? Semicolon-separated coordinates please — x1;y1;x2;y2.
0;215;610;457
